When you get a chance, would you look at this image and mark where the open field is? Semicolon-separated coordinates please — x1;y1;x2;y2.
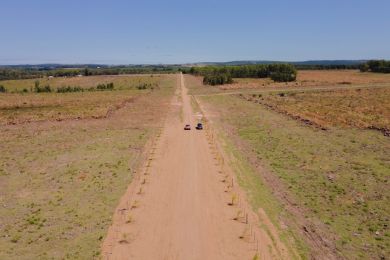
241;87;390;134
185;70;390;96
0;75;166;125
226;70;390;90
185;73;390;259
0;75;176;259
0;74;161;92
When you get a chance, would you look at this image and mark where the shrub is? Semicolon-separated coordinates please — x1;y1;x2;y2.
137;83;148;90
203;73;233;86
270;71;297;82
57;86;84;93
269;64;297;82
34;84;52;93
97;82;114;90
136;83;154;90
0;85;6;93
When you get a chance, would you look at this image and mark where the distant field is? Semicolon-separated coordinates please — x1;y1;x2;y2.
226;70;390;90
185;70;390;96
0;74;176;259
0;75;166;125
0;74;160;92
186;72;390;259
241;87;390;133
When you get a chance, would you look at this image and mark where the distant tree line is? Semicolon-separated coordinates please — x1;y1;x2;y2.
188;64;297;85
295;64;361;70
359;60;390;73
0;66;180;81
0;69;43;81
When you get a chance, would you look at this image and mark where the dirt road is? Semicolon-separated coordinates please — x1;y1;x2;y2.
102;74;290;259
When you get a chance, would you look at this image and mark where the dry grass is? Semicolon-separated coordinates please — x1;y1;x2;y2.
198;90;390;259
0;74;161;92
0;91;136;125
185;71;390;259
297;70;390;85
0;74;176;259
243;87;390;131
0;75;167;125
221;70;390;90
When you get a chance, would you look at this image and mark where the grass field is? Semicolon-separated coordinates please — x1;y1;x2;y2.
241;87;390;132
0;75;176;259
186;70;390;95
226;70;390;90
0;74;161;92
186;73;390;259
0;75;166;125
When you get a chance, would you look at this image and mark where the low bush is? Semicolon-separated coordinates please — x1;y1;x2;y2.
97;82;114;90
34;85;52;93
203;73;233;86
269;64;297;82
57;86;84;93
0;85;6;93
136;83;154;90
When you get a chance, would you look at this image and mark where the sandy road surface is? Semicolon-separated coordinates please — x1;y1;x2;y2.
102;74;290;259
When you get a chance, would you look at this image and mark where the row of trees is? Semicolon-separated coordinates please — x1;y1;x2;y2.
0;69;43;81
0;66;180;81
189;64;297;85
295;64;360;70
360;60;390;73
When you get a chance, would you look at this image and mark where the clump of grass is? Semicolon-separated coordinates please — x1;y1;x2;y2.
125;214;133;224
228;193;238;206
131;200;139;209
233;210;243;221
97;82;114;91
239;226;250;240
10;234;21;243
0;85;6;93
118;233;129;244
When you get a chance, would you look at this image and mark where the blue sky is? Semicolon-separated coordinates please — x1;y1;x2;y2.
0;0;389;64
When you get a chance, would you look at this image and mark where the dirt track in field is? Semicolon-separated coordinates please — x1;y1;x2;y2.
102;74;290;259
